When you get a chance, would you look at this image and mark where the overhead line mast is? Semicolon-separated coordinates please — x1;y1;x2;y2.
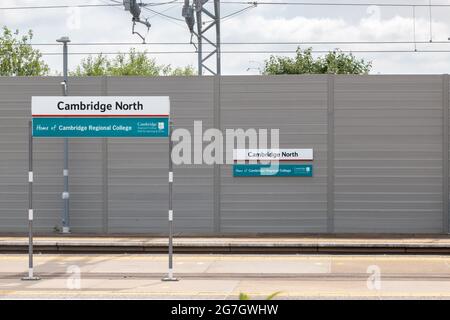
183;0;221;75
121;0;221;73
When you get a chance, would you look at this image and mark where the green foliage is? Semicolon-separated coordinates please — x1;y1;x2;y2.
265;291;282;300
263;47;372;75
239;292;282;300
71;49;195;76
0;26;50;76
169;65;196;76
71;54;110;76
239;293;251;300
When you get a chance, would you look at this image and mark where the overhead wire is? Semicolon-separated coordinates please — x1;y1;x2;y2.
141;6;185;22
37;49;450;56
6;1;450;10
220;3;257;21
0;4;121;10
5;0;450;64
4;41;450;46
219;2;450;7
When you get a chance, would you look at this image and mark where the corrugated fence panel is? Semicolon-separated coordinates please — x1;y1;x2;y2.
106;77;214;233
0;75;448;234
0;77;103;233
220;76;329;233
334;75;443;233
63;78;104;233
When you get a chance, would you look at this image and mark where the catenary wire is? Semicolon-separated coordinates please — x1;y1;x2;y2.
6;1;450;10
37;50;450;55
4;41;450;46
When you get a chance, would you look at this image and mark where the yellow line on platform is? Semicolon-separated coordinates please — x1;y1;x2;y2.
1;290;450;298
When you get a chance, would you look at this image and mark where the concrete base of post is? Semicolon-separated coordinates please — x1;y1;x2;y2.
61;227;71;234
21;276;40;281
162;269;178;281
22;269;40;281
161;277;179;282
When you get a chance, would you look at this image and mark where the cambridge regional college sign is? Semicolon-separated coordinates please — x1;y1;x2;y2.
31;96;170;138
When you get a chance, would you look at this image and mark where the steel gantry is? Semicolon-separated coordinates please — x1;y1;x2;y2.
122;0;221;75
182;0;221;75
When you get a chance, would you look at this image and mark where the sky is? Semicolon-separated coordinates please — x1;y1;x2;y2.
2;0;450;74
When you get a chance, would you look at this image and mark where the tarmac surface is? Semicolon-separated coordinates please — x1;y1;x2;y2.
1;253;450;299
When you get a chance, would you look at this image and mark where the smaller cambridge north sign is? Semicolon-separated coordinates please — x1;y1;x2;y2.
233;149;314;177
32;96;170;138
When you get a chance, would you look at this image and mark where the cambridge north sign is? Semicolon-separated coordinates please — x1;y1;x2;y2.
233;149;314;177
31;96;170;138
233;149;313;161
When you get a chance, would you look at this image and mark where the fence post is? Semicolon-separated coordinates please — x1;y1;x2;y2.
101;76;109;234
213;75;221;233
327;74;335;233
443;74;449;234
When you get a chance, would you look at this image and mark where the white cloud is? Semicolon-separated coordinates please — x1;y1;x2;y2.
222;12;450;74
1;1;450;74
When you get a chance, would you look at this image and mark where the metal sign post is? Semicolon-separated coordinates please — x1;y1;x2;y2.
22;121;40;281
56;36;71;234
162;120;178;281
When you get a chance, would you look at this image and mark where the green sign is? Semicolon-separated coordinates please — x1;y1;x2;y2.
233;164;313;177
32;117;169;138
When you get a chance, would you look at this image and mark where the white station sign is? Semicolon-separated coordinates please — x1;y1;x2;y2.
31;96;170;138
32;96;170;117
234;149;313;161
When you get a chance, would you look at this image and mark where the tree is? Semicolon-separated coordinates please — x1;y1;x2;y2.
0;26;50;76
72;49;195;76
263;47;372;75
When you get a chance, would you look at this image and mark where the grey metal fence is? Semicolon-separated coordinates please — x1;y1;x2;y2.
0;75;448;234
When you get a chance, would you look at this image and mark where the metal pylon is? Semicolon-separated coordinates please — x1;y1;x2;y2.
183;0;221;75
